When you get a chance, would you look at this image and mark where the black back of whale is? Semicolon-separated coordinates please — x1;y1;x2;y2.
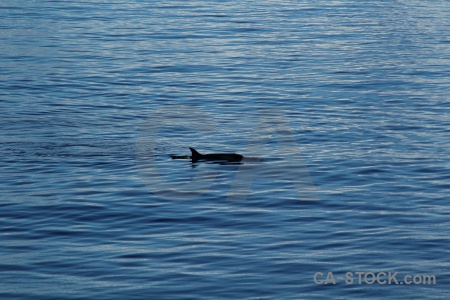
189;147;243;162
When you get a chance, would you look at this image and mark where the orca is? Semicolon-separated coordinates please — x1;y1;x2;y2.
171;148;243;162
189;147;243;162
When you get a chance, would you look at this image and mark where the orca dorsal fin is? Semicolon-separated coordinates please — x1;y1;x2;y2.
189;147;202;161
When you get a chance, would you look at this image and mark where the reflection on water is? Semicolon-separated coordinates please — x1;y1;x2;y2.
1;0;450;299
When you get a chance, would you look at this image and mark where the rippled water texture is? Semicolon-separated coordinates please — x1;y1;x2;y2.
1;1;450;299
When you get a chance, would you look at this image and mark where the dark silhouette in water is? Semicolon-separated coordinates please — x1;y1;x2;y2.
171;147;243;162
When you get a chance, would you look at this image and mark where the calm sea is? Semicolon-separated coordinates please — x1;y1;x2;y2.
1;1;450;299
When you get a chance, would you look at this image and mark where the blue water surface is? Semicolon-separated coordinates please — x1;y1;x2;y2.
1;1;450;299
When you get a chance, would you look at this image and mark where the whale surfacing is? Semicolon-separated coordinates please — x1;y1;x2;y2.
189;147;243;162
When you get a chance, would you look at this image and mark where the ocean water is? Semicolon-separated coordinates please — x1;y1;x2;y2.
1;0;450;299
